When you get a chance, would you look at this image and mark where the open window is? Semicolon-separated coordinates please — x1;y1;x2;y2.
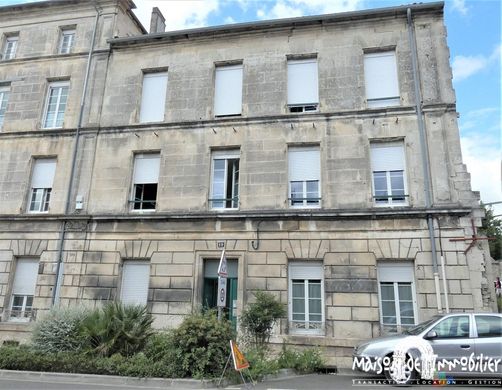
28;158;56;213
209;150;240;209
131;153;160;211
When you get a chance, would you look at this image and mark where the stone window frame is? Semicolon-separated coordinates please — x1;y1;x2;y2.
288;260;325;336
376;260;418;334
1;32;19;61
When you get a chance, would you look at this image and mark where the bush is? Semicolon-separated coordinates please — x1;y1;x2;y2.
31;305;90;353
240;291;286;346
170;311;235;378
80;302;154;357
277;345;324;374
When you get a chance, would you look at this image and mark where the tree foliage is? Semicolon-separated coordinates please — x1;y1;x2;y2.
480;204;502;260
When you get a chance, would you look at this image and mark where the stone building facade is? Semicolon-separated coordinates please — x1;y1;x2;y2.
0;0;496;368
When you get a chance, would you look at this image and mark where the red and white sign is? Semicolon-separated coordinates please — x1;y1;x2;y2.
230;340;250;371
217;276;227;307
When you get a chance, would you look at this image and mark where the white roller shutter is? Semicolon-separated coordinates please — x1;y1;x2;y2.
139;72;168;123
370;142;404;172
133;154;160;184
287;59;319;105
364;51;399;101
289;261;323;279
120;261;150;305
31;159;56;188
214;65;243;116
288;147;320;181
12;259;39;295
378;262;414;282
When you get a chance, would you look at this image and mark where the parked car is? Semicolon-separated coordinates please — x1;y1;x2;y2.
352;313;502;384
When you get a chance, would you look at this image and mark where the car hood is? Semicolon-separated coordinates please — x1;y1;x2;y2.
355;334;410;356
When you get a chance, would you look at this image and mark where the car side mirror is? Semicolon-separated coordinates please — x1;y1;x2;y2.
425;330;438;340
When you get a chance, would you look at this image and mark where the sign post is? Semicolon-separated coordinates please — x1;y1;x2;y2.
217;249;227;321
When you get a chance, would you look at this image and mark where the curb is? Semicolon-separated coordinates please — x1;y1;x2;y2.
0;369;216;388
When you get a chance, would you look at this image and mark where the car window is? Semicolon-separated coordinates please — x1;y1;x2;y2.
475;315;502;338
404;316;440;335
431;315;470;338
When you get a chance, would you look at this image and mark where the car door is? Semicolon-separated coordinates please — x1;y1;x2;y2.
473;314;502;376
426;314;473;374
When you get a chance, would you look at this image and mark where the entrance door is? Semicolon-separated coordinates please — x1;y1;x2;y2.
203;259;238;329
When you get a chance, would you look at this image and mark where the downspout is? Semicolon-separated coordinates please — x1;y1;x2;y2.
52;6;101;305
437;218;450;312
406;8;442;313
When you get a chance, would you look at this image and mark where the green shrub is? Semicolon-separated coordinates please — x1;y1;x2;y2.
277;345;324;374
170;311;235;378
80;302;154;357
240;291;286;346
243;347;279;380
31;305;90;353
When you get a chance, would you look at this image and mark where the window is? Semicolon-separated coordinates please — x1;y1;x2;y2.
289;262;324;334
59;28;75;54
288;146;320;207
209;150;239;209
431;316;470;338
377;262;417;333
43;81;69;129
287;58;319;112
370;141;407;205
28;159;56;213
120;261;150;305
131;153;160;211
0;84;10;128
214;64;243;116
475;315;502;338
2;35;18;60
364;51;399;108
139;72;168;123
10;258;38;321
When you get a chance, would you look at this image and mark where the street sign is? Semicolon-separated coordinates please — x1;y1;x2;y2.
217;249;227;277
217;276;227;307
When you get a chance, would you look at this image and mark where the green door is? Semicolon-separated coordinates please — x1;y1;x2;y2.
203;259;238;330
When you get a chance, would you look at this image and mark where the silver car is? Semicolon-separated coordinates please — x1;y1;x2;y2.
353;313;502;384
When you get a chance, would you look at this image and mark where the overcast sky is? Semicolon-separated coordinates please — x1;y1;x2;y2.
4;0;502;217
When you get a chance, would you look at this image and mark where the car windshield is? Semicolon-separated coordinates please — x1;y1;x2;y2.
403;316;441;335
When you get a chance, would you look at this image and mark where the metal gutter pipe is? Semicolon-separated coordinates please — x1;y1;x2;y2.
52;6;100;304
407;7;442;312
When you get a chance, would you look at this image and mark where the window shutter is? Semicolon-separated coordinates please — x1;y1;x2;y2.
12;259;39;295
289;262;323;279
287;59;319;105
378;262;414;282
140;72;168;123
214;65;243;116
288;147;320;182
364;51;399;101
31;159;56;188
120;261;150;305
133;154;160;184
370;142;404;172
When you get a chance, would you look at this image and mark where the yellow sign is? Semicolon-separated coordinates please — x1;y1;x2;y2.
230;340;250;371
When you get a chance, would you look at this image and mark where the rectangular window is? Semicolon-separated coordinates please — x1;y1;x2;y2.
364;51;399;108
139;72;168;123
0;84;10;128
131;153;160;211
289;262;324;335
3;35;18;60
10;258;38;321
59;28;75;54
214;64;243;116
370;141;407;205
120;261;150;306
287;58;319;112
43;81;69;129
28;159;56;213
377;262;417;333
210;150;240;209
288;146;320;207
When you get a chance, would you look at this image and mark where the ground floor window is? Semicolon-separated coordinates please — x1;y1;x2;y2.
288;261;324;335
377;262;417;333
120;260;150;306
203;258;238;329
10;258;39;321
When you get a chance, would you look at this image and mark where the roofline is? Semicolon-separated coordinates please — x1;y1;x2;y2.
109;1;444;47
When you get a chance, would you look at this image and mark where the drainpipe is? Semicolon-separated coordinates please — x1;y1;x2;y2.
407;8;442;313
52;6;101;304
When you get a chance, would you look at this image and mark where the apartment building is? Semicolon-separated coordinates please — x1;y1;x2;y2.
0;0;496;367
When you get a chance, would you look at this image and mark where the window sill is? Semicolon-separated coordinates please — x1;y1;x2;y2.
374;202;409;208
27;211;49;214
210;208;239;212
130;209;156;213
